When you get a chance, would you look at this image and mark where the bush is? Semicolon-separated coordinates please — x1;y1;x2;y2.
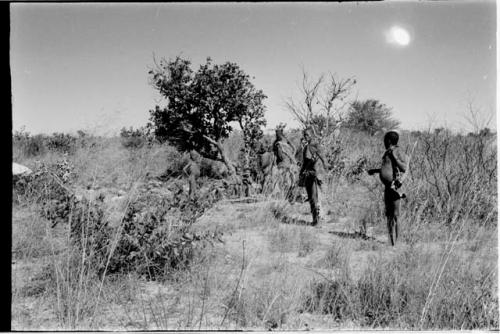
45;133;78;154
408;129;497;226
106;183;224;280
13;129;47;158
345;99;400;136
120;126;153;149
13;159;75;207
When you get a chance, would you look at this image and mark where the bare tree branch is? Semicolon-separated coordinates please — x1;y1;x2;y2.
285;68;356;144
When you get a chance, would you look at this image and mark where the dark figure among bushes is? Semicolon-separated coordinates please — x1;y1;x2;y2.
299;128;329;226
368;131;408;246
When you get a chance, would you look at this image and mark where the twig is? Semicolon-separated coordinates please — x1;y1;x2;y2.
261;293;281;326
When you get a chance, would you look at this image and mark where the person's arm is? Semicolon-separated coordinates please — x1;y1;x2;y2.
367;168;380;175
391;148;408;173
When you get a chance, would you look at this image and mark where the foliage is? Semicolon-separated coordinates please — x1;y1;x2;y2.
108;182;224;280
13;128;94;160
13;128;47;158
14;159;75;208
309;114;342;138
119;126;155;149
45;133;78;154
345;99;400;136
148;56;267;161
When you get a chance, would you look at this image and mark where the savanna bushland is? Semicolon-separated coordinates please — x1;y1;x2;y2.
12;57;498;330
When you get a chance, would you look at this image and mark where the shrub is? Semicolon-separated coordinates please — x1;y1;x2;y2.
409;129;497;226
345;99;400;136
13;130;47;158
119;126;153;149
106;183;224;280
13;159;75;207
45;133;77;154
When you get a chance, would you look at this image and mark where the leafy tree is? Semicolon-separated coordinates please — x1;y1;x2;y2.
148;56;267;171
345;99;400;136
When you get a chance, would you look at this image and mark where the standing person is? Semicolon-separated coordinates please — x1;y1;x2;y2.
272;126;298;202
257;139;275;195
368;131;408;246
299;127;329;226
183;150;201;200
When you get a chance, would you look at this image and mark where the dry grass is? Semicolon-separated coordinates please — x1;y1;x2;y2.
12;128;498;330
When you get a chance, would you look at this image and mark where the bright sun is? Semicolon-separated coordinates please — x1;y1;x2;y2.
386;26;411;46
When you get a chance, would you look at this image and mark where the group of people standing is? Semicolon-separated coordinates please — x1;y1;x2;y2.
183;125;408;246
270;126;408;246
269;126;329;226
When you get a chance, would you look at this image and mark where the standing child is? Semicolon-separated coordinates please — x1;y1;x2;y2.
368;131;408;246
183;150;202;200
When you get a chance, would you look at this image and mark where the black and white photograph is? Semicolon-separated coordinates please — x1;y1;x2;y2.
11;1;498;331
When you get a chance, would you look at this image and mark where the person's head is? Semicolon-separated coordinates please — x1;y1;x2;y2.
303;127;313;143
384;131;399;149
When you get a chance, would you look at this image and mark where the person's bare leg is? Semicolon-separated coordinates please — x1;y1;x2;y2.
384;188;396;246
386;216;394;246
394;198;400;243
310;180;319;226
189;175;197;200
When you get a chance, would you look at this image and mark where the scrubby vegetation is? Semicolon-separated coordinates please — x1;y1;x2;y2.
12;121;497;330
12;60;497;330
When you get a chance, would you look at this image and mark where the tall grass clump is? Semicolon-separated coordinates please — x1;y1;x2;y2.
221;260;305;329
300;241;498;329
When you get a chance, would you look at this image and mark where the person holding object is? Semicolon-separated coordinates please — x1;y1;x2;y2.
299;127;329;226
368;131;408;246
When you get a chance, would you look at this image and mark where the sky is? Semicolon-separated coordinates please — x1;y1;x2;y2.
11;1;497;136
